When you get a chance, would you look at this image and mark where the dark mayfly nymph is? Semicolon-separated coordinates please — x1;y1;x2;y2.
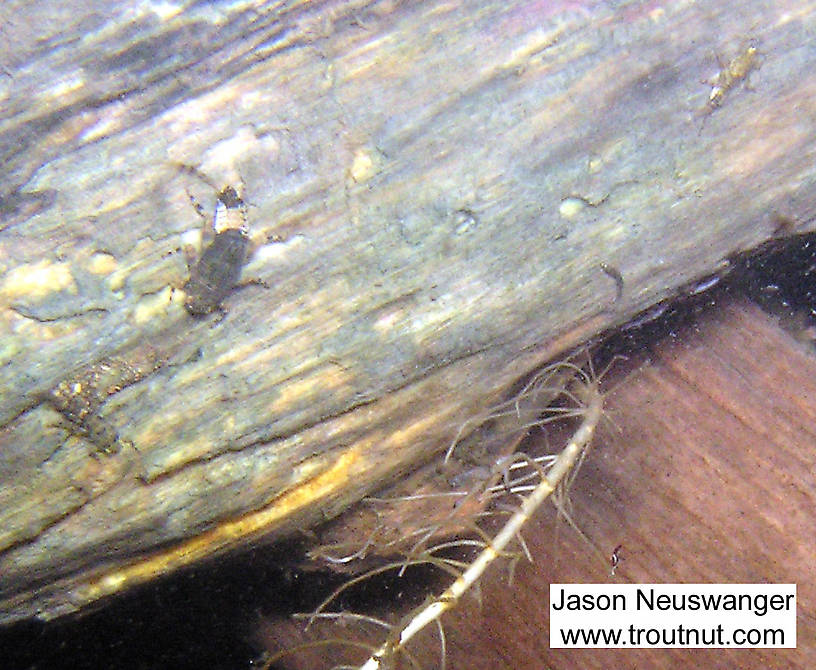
183;185;250;316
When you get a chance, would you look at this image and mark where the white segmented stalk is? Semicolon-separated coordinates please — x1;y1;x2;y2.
358;378;603;670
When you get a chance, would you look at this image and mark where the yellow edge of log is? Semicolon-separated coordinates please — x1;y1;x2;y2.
74;447;362;604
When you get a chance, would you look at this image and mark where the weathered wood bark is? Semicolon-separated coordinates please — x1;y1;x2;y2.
1;0;814;622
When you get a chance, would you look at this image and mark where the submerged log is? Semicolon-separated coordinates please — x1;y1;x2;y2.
1;0;815;621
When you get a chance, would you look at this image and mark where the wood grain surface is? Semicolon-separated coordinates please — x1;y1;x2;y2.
2;0;815;621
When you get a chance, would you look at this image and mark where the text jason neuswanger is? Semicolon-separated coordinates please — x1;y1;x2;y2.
552;587;794;617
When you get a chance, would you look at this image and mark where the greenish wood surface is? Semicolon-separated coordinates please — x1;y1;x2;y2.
1;0;814;622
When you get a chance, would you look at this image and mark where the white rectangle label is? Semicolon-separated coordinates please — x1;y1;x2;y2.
550;584;796;648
